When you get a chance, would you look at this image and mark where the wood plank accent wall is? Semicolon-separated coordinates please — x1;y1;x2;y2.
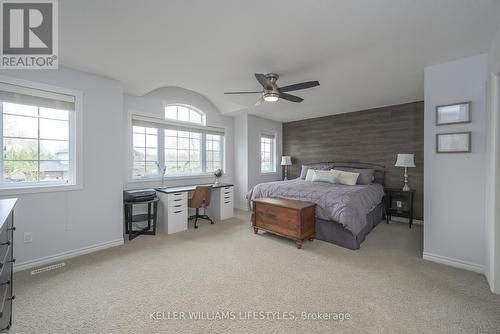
283;101;424;220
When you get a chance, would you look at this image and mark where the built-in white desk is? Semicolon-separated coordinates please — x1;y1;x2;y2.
155;183;234;234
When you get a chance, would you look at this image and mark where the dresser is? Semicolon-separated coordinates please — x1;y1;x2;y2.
0;199;16;331
156;183;234;234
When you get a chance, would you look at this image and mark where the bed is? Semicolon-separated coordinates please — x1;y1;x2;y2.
246;162;386;250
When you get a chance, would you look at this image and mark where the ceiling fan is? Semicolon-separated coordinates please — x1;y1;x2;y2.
224;73;320;106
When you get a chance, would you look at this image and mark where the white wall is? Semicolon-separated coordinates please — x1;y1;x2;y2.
124;87;234;190
247;115;283;189
232;114;283;209
486;28;500;293
423;54;488;273
0;68;125;270
233;114;249;210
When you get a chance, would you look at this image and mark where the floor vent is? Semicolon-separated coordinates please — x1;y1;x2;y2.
31;262;66;275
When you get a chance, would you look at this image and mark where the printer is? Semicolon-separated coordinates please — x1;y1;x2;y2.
123;189;157;202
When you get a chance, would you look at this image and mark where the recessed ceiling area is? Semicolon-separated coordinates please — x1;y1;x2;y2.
60;0;500;122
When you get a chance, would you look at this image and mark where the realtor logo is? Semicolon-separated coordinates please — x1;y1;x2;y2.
0;0;58;69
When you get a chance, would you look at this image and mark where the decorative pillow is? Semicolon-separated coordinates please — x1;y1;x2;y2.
299;165;309;180
330;170;360;186
333;167;375;185
311;170;337;184
305;169;316;181
300;163;334;180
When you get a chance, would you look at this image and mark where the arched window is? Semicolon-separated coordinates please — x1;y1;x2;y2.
165;104;205;125
131;103;224;179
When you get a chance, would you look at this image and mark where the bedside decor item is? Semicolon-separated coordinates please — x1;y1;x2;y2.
436;132;471;153
214;168;223;184
436;102;471;125
280;156;292;180
395;153;415;191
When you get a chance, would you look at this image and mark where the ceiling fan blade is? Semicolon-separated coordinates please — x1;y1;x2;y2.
255;73;273;90
279;92;304;103
279;81;320;92
254;97;264;106
224;91;261;94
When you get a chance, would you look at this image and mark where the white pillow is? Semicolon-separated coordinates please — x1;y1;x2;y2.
330;169;359;186
305;168;316;181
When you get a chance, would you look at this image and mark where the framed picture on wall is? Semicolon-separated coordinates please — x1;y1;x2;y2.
435;102;471;125
436;132;471;153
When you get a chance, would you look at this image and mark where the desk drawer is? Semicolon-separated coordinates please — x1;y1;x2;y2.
220;187;233;197
168;201;187;211
220;199;233;220
167;208;188;234
220;187;233;201
167;193;187;206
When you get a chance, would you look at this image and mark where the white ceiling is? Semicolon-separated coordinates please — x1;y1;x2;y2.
60;0;500;122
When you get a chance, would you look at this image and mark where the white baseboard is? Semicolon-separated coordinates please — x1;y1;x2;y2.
423;252;484;274
14;238;124;273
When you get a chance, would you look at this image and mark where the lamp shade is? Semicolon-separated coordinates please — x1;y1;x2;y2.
280;156;292;166
395;154;416;168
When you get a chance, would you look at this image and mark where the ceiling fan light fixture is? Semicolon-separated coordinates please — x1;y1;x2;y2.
263;91;279;102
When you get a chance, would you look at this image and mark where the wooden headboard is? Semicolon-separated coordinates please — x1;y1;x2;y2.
303;161;386;186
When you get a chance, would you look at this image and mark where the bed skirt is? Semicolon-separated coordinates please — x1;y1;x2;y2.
315;201;385;250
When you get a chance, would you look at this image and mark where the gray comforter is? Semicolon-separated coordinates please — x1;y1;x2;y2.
247;179;384;235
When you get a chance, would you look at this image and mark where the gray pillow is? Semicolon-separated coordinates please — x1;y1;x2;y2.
333;167;375;185
300;163;334;179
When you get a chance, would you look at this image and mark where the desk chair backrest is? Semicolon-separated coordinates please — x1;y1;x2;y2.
189;185;213;209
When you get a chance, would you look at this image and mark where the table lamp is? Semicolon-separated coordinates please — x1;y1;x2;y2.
281;156;292;180
395;154;415;191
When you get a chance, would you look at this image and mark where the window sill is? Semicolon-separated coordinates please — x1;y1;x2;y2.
0;183;82;196
260;171;278;175
129;173;216;183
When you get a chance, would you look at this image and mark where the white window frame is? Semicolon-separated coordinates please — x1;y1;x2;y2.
260;131;277;174
164;104;206;125
129;114;225;181
0;75;83;195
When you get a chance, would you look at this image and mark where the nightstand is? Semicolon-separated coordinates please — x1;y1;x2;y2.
384;188;415;228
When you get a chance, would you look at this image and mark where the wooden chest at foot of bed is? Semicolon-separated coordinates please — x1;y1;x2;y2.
251;198;316;249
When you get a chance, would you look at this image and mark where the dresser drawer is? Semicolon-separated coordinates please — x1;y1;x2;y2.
0;243;12;327
0;280;11;330
0;243;12;278
0;220;9;245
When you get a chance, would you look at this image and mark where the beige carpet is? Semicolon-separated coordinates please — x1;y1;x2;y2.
12;210;500;334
